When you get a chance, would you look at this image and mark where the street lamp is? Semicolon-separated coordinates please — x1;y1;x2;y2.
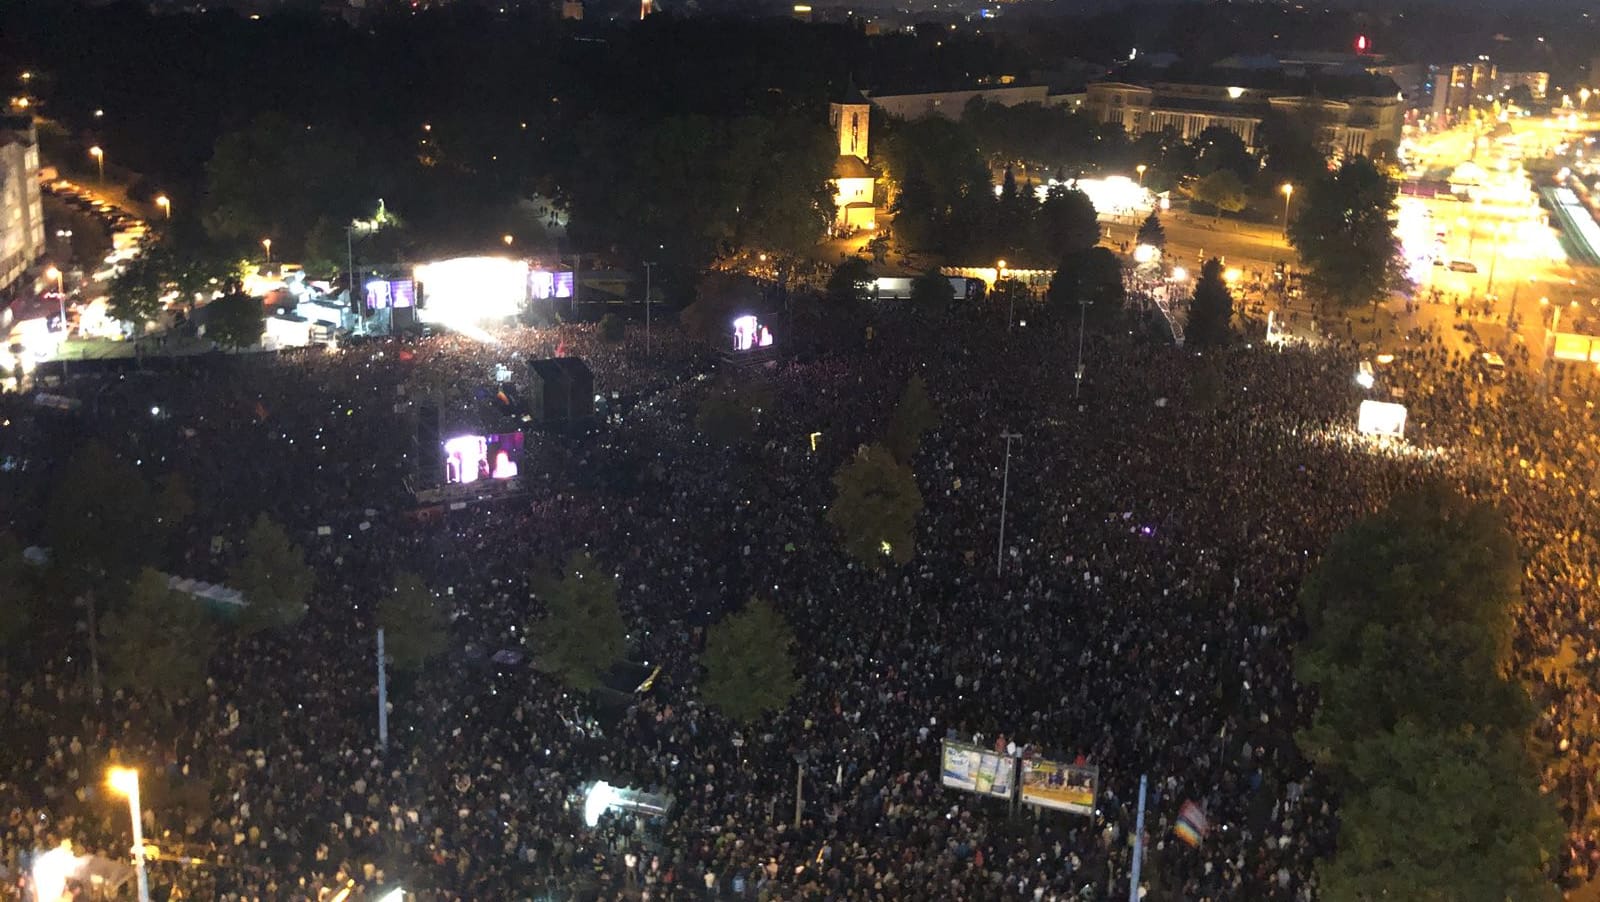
155;195;170;219
996;430;1023;575
262;237;272;265
106;768;152;902
88;145;104;184
996;260;1012;330
1136;163;1147;186
1280;183;1294;238
502;234;514;246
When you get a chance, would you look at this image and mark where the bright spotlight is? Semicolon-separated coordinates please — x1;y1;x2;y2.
585;780;618;827
1355;371;1375;389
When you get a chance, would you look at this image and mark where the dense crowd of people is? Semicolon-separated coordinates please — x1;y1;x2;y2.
0;299;1597;901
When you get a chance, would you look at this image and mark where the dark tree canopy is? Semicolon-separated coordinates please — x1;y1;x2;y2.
533;552;627;692
826;443;923;568
700;598;800;723
1296;486;1561;901
380;572;451;673
884;374;939;464
1288;156;1409;309
1048;247;1126;328
1185;258;1233;349
205;293;266;351
231;514;315;633
102;568;216;701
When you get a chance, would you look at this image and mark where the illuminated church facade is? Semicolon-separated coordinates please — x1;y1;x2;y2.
829;87;876;232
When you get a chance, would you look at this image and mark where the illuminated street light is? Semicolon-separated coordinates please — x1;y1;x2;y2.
106;768;152;902
262;237;272;264
1135;163;1147;186
88;145;104;184
502;234;514;246
1280;183;1294;238
155;195;170;219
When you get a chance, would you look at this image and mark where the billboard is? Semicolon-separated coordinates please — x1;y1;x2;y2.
1357;400;1407;438
365;279;417;310
940;740;1015;799
1552;332;1600;363
443;432;523;484
1019;758;1098;815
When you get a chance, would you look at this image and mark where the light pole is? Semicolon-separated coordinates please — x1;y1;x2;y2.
1485;224;1504;297
46;265;67;380
793;750;809;829
262;238;273;266
996;259;1010;330
155;195;170;220
1280;183;1294;238
377;628;389;753
643;261;656;358
996;430;1022;576
1136;163;1147;186
88;146;104;184
1074;299;1090;398
106;768;152;902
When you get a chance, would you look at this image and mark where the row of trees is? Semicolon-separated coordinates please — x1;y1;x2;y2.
1295;486;1562;899
107;240;265;348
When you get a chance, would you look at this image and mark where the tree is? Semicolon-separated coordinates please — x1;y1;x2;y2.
46;441;159;596
1316;721;1561;902
826;443;923;568
106;246;166;332
1037;185;1099;258
1135;211;1166;251
826;257;873;306
1295;486;1562;900
1191;169;1247;216
885;374;938;464
1288;157;1408;310
379;572;450;672
1048;247;1126;328
695;378;773;446
909;268;955;309
1185;258;1233;348
681;272;758;347
532;552;627;691
230;514;315;633
1190;126;1255;180
205;293;265;351
0;532;39;650
700;598;799;723
101;568;216;701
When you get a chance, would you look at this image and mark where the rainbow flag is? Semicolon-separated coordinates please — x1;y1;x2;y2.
1174;800;1209;847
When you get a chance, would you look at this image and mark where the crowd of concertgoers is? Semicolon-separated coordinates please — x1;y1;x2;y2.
1;301;1598;902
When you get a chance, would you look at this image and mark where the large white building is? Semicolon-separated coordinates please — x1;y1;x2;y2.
1084;66;1404;159
0;116;45;297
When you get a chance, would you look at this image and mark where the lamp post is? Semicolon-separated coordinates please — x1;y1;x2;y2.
643;261;656;358
89;146;104;184
996;430;1022;576
1485;223;1505;297
106;768;152;902
996;259;1011;330
1136;163;1147;186
155;195;170;220
1280;183;1294;238
793;750;809;829
262;238;272;265
46;265;67;380
1074;299;1090;398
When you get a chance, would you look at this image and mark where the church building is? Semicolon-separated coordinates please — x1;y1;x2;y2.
829;86;876;232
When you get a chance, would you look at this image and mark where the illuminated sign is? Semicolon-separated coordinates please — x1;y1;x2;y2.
1357;400;1407;438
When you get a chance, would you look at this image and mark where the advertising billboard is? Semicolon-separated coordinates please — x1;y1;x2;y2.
1357;400;1407;438
1553;332;1600;364
940;740;1015;799
1019;758;1098;815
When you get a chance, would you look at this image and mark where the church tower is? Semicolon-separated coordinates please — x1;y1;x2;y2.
829;84;871;161
828;81;876;232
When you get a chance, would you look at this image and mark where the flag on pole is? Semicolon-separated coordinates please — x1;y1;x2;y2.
1174;800;1209;847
